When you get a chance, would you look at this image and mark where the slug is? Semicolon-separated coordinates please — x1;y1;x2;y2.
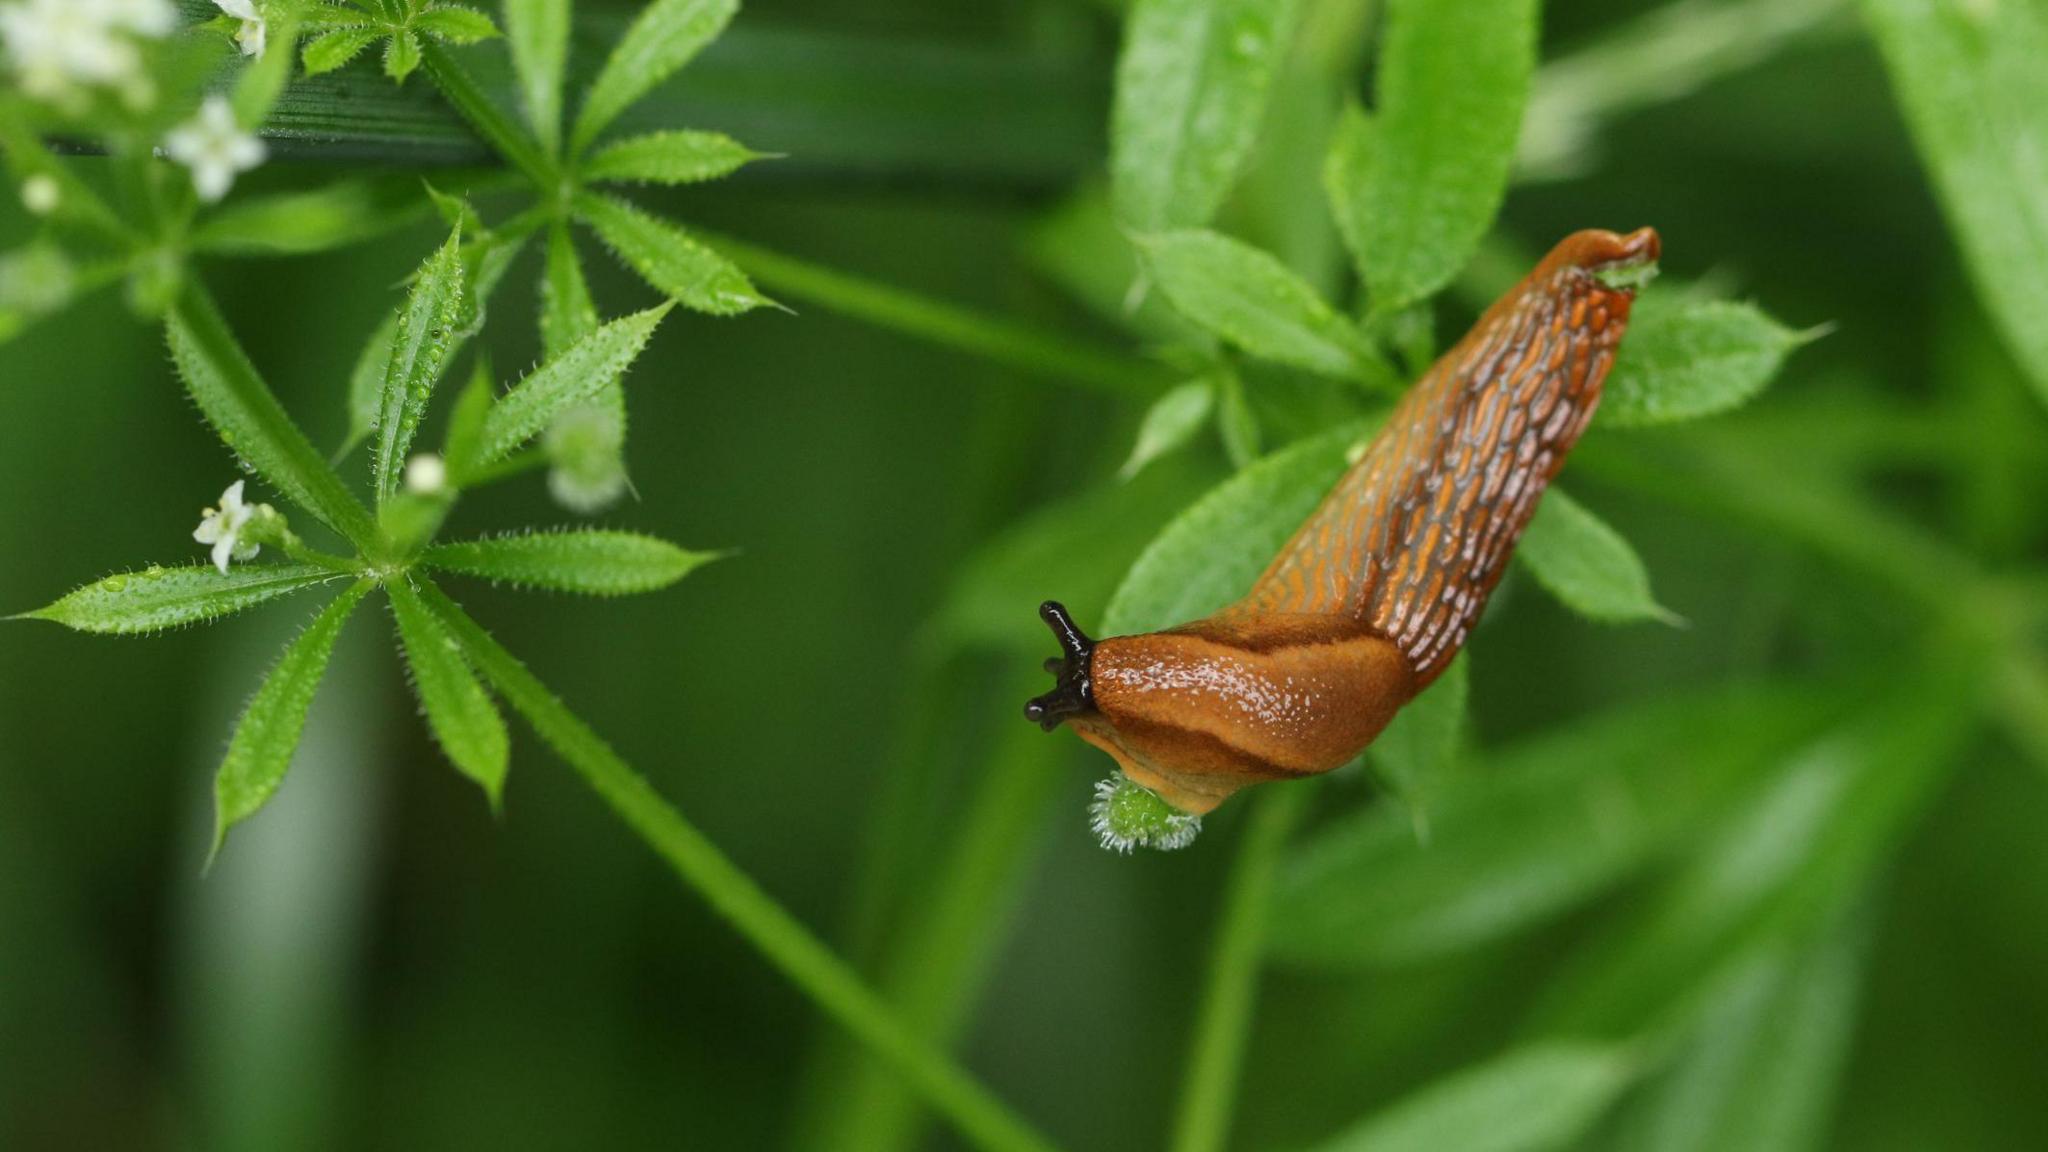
1026;227;1660;846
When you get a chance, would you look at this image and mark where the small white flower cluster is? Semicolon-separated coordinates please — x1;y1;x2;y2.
162;96;266;203
192;480;274;574
0;0;176;106
213;0;265;60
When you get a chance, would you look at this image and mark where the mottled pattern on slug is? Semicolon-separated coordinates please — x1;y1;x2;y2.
1232;233;1639;683
1028;229;1659;823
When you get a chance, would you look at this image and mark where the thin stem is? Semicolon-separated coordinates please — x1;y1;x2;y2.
1169;784;1311;1152
699;231;1168;400
798;666;1071;1152
414;580;1063;1152
419;43;557;189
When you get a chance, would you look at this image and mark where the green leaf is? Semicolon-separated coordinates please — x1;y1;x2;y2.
1601;294;1808;427
571;0;739;154
1370;653;1468;824
1306;1043;1638;1152
1529;660;1981;1037
583;130;762;185
1517;489;1679;625
167;289;378;545
1214;364;1261;469
212;583;373;859
1863;0;2048;408
191;177;430;256
442;352;496;477
374;226;466;503
541;222;599;362
1270;682;1842;968
341;312;400;462
386;28;423;82
576;193;769;315
1615;911;1869;1152
503;0;569;152
1105;422;1365;636
425;530;723;596
389;579;509;805
476;304;670;465
302;26;382;75
1109;0;1302;232
1140;229;1383;381
17;564;343;635
415;5;500;44
1120;378;1214;479
1332;0;1537;312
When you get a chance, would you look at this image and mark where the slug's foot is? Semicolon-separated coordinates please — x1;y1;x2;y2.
1090;776;1201;853
1023;600;1095;732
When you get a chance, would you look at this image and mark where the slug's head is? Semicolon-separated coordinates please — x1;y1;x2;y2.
1025;607;1413;851
1023;600;1094;732
1022;601;1202;852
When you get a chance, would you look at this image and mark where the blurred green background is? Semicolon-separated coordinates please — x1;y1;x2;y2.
3;1;2047;1150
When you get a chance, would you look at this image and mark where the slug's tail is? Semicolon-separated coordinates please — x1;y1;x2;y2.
1236;227;1658;685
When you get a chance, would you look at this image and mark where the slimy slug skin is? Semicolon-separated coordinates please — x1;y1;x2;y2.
1027;227;1660;824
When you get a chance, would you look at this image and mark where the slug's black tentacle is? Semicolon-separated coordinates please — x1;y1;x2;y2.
1024;600;1094;731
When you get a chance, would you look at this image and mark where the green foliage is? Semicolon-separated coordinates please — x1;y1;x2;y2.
373;226;466;503
425;530;723;597
1864;0;2048;408
389;579;510;805
1518;489;1679;625
571;0;739;153
19;565;344;636
1601;295;1812;427
190;177;430;256
1307;1043;1639;1152
1110;0;1301;233
502;0;570;152
1272;683;1836;968
212;583;373;857
583;130;764;186
6;2;2046;1150
1140;229;1384;382
1331;0;1537;312
475;304;669;465
1120;379;1215;479
575;193;768;316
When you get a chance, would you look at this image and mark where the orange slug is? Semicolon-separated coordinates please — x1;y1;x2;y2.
1026;227;1660;832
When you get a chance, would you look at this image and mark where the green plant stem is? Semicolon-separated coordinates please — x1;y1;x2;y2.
1168;783;1311;1152
419;43;558;189
700;231;1167;399
798;665;1071;1152
414;580;1061;1152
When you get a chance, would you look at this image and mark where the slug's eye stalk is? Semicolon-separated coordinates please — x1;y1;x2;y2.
1023;600;1095;732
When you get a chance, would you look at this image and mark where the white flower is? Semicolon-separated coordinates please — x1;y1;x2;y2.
192;480;266;574
210;0;263;59
162;96;265;203
93;0;177;38
0;0;172;102
404;453;447;495
544;406;629;514
0;0;137;100
20;174;58;215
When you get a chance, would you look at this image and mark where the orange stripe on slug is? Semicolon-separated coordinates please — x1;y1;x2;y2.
1027;228;1659;823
